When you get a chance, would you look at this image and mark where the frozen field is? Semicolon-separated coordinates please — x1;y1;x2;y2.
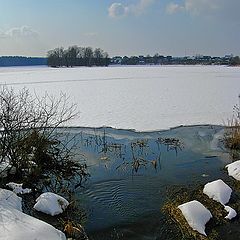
0;65;239;131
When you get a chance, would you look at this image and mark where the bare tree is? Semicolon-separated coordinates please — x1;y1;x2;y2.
0;87;88;190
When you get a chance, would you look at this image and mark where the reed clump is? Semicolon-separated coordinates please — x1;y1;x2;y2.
224;102;240;151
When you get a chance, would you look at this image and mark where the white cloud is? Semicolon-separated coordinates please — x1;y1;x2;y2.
166;3;184;14
166;0;220;15
108;0;155;18
0;26;39;39
130;0;155;15
184;0;220;15
108;3;128;18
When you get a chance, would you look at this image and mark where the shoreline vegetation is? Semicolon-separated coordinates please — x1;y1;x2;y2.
161;102;240;240
0;87;90;239
0;50;240;67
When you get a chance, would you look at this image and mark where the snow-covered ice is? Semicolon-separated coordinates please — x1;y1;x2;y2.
226;160;240;181
6;182;32;194
203;179;232;205
0;65;239;131
34;192;69;216
224;206;237;220
178;200;212;236
210;129;225;151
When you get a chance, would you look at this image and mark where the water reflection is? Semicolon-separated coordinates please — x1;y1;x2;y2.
65;125;229;239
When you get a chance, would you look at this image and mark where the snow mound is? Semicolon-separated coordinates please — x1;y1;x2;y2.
203;179;232;205
178;200;212;236
0;204;66;240
6;182;32;194
224;206;237;220
34;192;69;216
226;160;240;181
0;188;22;211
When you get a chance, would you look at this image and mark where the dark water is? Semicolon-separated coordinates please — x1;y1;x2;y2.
65;125;231;239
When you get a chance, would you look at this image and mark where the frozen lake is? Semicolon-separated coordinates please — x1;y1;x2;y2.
0;65;239;131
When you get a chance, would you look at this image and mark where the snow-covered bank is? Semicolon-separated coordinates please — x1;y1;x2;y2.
0;188;66;240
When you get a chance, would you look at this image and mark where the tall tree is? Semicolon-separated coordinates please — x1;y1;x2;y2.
84;47;93;66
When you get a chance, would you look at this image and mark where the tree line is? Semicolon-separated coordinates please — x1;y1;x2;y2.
230;56;240;66
111;54;240;66
0;56;47;67
47;46;110;67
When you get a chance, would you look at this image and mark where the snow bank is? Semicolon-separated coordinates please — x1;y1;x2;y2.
0;204;66;240
203;179;232;205
6;182;32;194
226;160;240;181
224;206;237;220
178;200;212;236
0;188;22;211
34;192;69;216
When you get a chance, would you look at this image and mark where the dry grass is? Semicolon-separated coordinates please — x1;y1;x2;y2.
224;102;240;150
63;220;88;239
224;119;240;150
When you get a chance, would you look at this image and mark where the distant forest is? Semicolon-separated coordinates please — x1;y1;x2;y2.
47;46;110;67
0;56;47;67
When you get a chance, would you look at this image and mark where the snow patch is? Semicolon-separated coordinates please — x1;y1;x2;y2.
226;160;240;181
203;179;232;205
6;182;32;194
34;192;69;216
0;188;22;211
178;200;212;236
0;158;16;178
224;206;237;220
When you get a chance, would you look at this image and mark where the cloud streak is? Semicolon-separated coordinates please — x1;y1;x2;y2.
108;0;155;18
166;0;220;15
0;26;39;39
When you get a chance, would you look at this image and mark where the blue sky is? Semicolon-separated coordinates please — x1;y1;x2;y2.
0;0;239;57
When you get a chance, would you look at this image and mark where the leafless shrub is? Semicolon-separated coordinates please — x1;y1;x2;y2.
0;86;89;190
